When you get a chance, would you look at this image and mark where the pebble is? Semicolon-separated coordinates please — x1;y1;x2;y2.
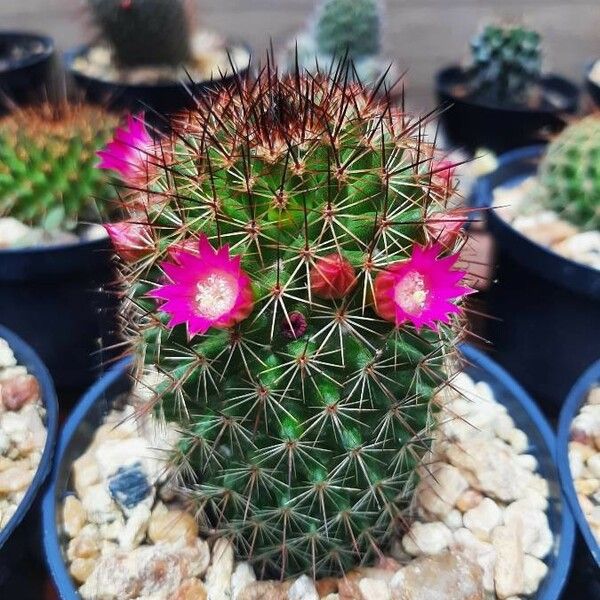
231;562;256;600
237;581;290;600
0;374;40;411
205;538;234;600
390;552;484;600
289;574;319;600
402;522;453;556
463;498;503;541
358;577;391;600
118;503;151;551
169;578;208;600
492;525;524;599
108;462;152;510
148;506;199;545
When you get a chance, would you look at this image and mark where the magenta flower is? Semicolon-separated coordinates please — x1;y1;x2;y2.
97;114;155;184
374;244;471;330
149;236;254;337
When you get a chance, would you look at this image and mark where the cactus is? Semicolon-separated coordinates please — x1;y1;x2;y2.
469;24;542;103
538;115;600;230
315;0;382;59
0;103;119;229
290;0;388;85
88;0;192;68
101;66;471;578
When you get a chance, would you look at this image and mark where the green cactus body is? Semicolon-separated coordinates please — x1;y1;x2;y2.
538;115;600;230
469;24;541;103
315;0;382;59
0;104;118;228
88;0;191;68
114;70;468;578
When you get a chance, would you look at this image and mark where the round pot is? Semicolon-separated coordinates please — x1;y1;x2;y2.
435;66;579;155
586;61;600;109
472;145;600;417
0;324;58;586
64;44;251;123
0;237;120;391
557;357;600;596
0;32;55;113
43;346;574;599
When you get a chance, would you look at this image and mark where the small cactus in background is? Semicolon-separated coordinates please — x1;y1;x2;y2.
290;0;389;86
469;24;542;103
315;0;382;59
0;103;119;229
538;115;600;230
101;65;471;578
88;0;192;68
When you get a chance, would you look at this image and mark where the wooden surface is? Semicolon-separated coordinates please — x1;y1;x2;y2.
2;0;600;109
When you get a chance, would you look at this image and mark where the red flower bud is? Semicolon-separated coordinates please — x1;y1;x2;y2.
310;254;356;299
104;221;153;262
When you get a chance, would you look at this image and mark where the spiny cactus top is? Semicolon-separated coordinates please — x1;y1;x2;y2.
469;24;542;103
0;103;119;229
538;115;600;231
100;67;471;578
315;0;382;59
88;0;192;68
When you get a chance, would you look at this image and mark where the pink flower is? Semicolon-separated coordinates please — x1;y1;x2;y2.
310;254;357;299
98;114;155;184
374;244;470;330
104;221;154;262
149;236;254;337
426;209;468;248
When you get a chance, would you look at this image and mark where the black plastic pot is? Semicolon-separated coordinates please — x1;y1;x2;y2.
435;66;579;155
65;44;250;123
43;346;575;599
0;325;58;589
0;237;120;392
473;145;600;417
557;357;600;598
0;32;55;114
586;61;600;109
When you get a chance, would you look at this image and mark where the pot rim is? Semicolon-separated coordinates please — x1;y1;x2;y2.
0;31;55;73
435;64;579;115
43;346;575;599
0;324;58;550
472;144;600;300
64;40;252;92
557;356;600;567
0;233;109;258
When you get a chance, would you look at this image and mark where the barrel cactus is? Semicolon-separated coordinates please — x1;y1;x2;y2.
538;115;600;230
100;67;471;578
290;0;389;86
0;103;119;229
315;0;382;59
469;24;542;103
88;0;192;68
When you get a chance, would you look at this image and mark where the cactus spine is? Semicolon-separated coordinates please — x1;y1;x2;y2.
104;66;470;578
88;0;192;67
538;115;600;230
0;103;118;229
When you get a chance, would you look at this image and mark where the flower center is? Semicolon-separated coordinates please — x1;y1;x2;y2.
195;272;238;319
394;271;429;316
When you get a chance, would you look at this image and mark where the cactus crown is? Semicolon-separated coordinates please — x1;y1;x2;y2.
88;0;192;68
538;115;600;230
469;24;542;103
315;0;382;59
108;65;469;578
0;103;118;229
